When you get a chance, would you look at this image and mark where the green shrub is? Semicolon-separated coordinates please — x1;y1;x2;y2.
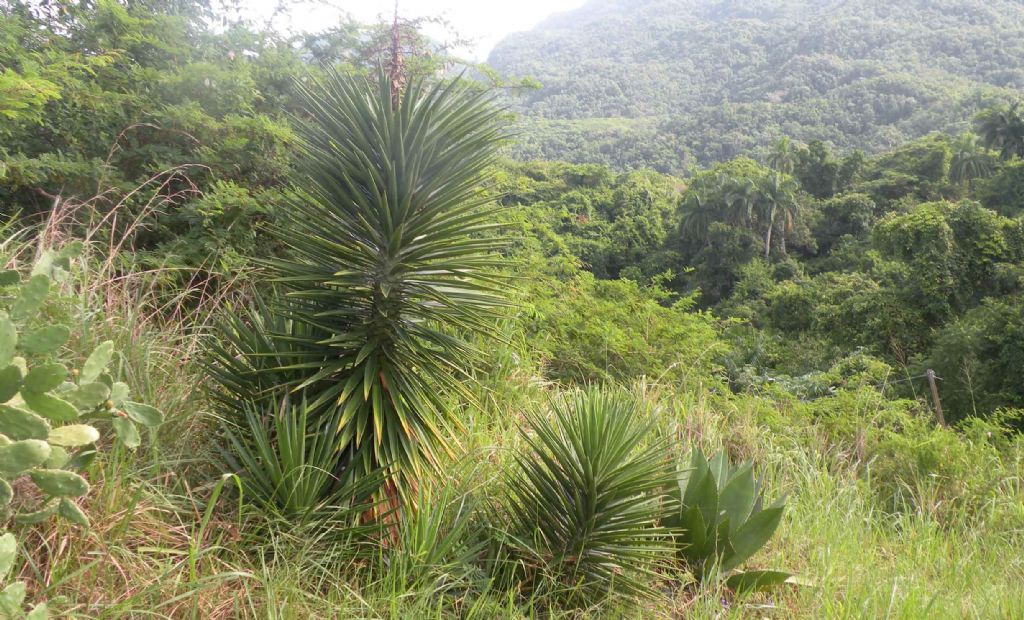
666;449;789;593
525;272;726;385
377;478;487;600
804;388;1024;529
928;294;1024;423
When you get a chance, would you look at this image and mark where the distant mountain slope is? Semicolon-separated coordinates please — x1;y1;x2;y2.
489;0;1024;172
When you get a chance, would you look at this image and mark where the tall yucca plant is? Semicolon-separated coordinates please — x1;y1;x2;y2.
263;69;507;486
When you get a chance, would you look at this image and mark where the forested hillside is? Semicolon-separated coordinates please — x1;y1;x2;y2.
490;0;1024;172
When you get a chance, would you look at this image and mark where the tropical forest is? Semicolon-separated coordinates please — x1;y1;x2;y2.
0;0;1021;617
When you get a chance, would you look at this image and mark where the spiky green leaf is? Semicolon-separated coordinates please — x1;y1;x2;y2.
721;504;785;573
506;389;672;604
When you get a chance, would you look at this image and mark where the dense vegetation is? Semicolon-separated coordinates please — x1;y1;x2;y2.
490;0;1024;172
499;128;1024;425
0;1;1021;618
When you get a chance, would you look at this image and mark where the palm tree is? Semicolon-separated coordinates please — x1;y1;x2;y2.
725;178;760;227
950;133;994;188
680;192;716;247
767;137;799;175
976;102;1024;161
757;173;798;258
245;69;507;492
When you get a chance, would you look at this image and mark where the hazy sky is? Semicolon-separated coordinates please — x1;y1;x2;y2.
248;1;587;61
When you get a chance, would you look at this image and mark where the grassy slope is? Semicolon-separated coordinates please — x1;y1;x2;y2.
9;264;1018;619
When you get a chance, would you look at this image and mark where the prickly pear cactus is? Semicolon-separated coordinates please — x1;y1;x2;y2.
0;243;164;618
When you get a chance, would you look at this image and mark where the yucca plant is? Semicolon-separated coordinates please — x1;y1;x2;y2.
208;68;507;498
221;396;382;523
666;449;789;593
503;389;673;605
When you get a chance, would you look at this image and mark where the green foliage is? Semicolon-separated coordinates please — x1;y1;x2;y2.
524;272;725;385
666;449;788;591
378;478;487;599
976;160;1024;216
0;0;300;282
928;296;1024;424
950;133;995;187
795;141;840;200
503;389;672;605
975;102;1024;161
813;193;877;254
872;203;957;321
495;136;1024;423
805;387;1024;528
495;161;682;281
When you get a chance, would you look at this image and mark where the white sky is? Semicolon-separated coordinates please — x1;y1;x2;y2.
247;1;587;61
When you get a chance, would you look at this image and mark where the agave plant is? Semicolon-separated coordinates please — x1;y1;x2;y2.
504;389;672;605
207;69;508;496
666;449;789;593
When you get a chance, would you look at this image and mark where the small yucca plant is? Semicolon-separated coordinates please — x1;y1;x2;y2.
666;449;789;593
221;396;382;522
504;389;672;605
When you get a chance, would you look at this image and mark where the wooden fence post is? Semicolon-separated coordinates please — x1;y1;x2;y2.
926;369;946;426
